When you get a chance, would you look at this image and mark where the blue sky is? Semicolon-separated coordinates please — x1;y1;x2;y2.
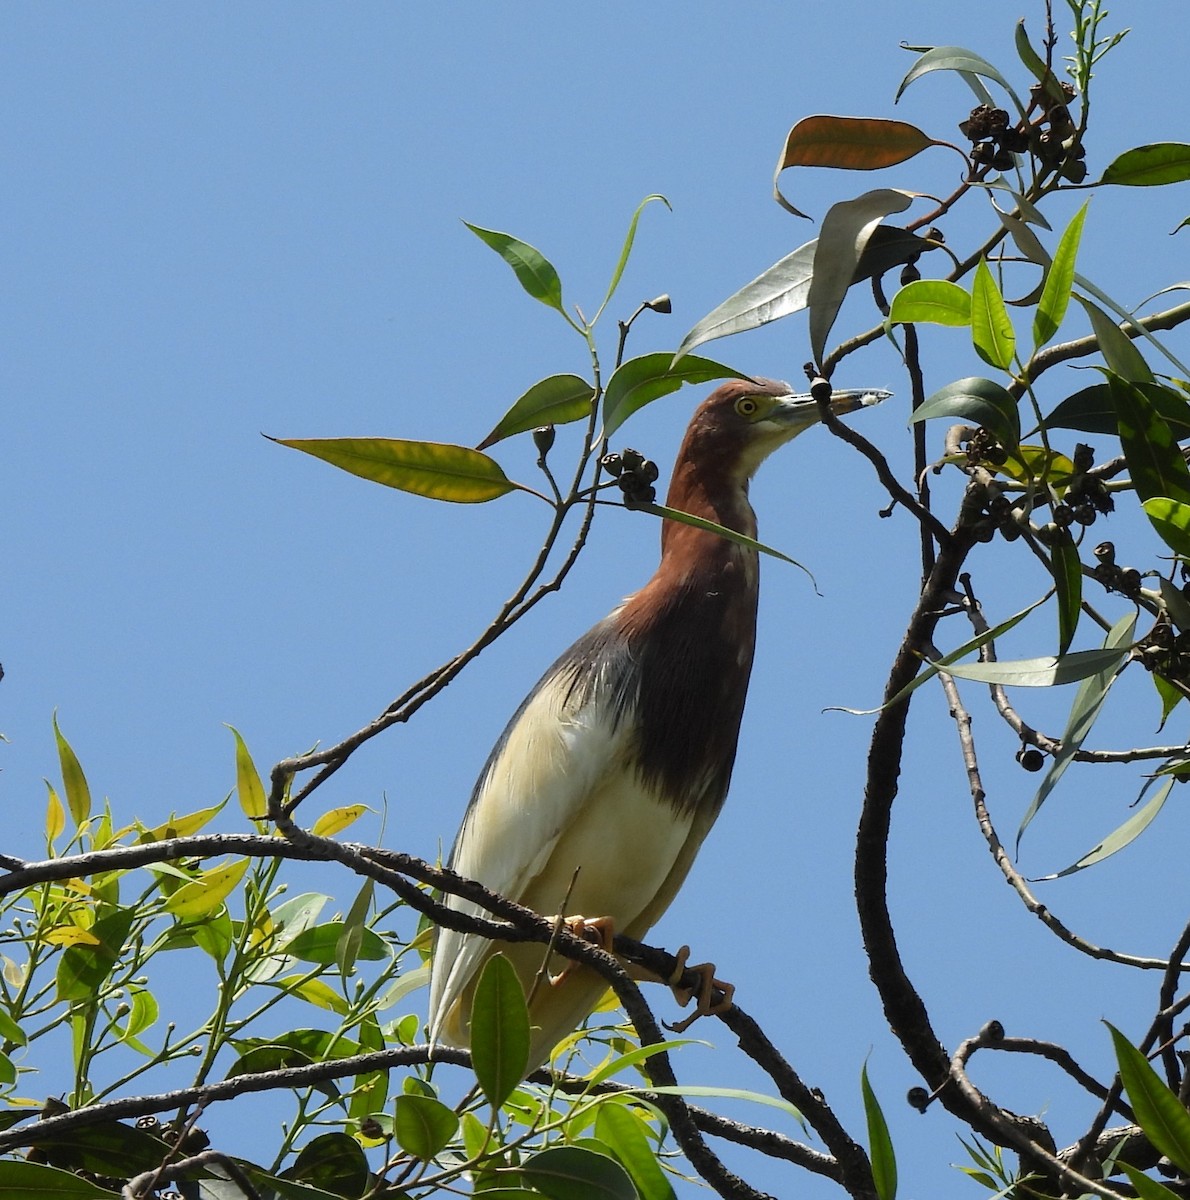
6;4;1190;1196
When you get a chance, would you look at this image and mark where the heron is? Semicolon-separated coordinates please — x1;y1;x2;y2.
428;377;885;1071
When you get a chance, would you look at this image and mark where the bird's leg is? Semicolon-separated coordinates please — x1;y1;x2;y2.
659;945;735;1032
546;915;617;986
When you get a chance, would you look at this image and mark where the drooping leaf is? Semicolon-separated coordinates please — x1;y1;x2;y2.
887;279;971;327
909;377;1020;449
464;222;564;312
597;194;671;319
1108;373;1190;505
675;225;931;361
809;189;915;365
971;259;1016;370
1034;779;1173;879
1075;296;1154;383
895;45;1025;115
1050;527;1082;655
470;953;530;1109
675;240;817;360
393;1093;459;1162
520;1145;637;1200
1144;497;1190;558
53;714;91;827
1076;278;1190;379
272;436;520;503
595;1103;677;1200
1101;144;1190;188
602;353;744;438
633;501;809;572
477;375;596;450
227;725;267;822
1034;203;1087;348
934;646;1130;689
1016;613;1136;848
1108;1023;1190;1174
861;1063;897;1200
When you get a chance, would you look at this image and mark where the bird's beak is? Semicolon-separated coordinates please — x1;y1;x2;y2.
771;387;891;430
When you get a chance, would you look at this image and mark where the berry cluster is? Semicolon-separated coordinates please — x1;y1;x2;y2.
1134;617;1190;684
1090;541;1142;598
602;447;660;506
959;81;1086;182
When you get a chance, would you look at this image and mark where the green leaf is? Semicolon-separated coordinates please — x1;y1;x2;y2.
831;596;1049;717
809;189;915;366
393;1093;459;1161
676;226;931;362
470;953;530;1109
521;1145;637;1200
56;907;134;1002
1108;1023;1190;1174
53;714;91;827
861;1063;897;1200
163;858;249;920
1034;203;1087;347
1108;373;1190;505
1101;144;1190;188
1075;296;1154;383
464;222;564;312
1119;1162;1184;1200
1144;497;1190;558
895;45;1025;114
909;377;1020;450
675;239;817;360
971;259;1016;370
1050;527;1082;656
477;374;596;450
935;646;1131;688
887;279;971;327
602;353;744;438
272;436;520;503
287;1131;369;1197
227;725;267;822
595;1103;676;1200
597;194;671;319
1047;382;1190;438
1013;20;1067;103
337;878;374;980
1034;778;1173;879
1017;613;1136;848
0;1160;124;1198
647;496;799;558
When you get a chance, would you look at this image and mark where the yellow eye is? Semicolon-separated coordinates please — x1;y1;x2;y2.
735;397;760;417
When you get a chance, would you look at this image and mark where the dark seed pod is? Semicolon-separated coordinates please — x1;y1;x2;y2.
620;447;646;473
532;425;556;456
1052;503;1074;527
991;148;1016;172
1093;541;1116;564
1016;746;1045;772
601;452;624;477
1073;504;1097;526
906;1086;931;1112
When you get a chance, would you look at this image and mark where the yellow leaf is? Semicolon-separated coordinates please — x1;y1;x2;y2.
227;727;268;823
44;783;65;846
144;800;229;842
165;858;249;920
53;714;91;825
283;975;349;1014
311;805;369;837
44;925;101;947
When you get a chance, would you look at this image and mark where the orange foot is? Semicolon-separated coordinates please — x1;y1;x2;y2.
547;914;617;986
664;945;735;1032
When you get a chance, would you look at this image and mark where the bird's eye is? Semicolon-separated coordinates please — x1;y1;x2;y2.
735;397;759;417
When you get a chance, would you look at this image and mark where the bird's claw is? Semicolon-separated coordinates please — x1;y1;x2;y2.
663;944;735;1032
547;915;617;987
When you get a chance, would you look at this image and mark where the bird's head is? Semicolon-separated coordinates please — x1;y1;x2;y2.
680;377;888;484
